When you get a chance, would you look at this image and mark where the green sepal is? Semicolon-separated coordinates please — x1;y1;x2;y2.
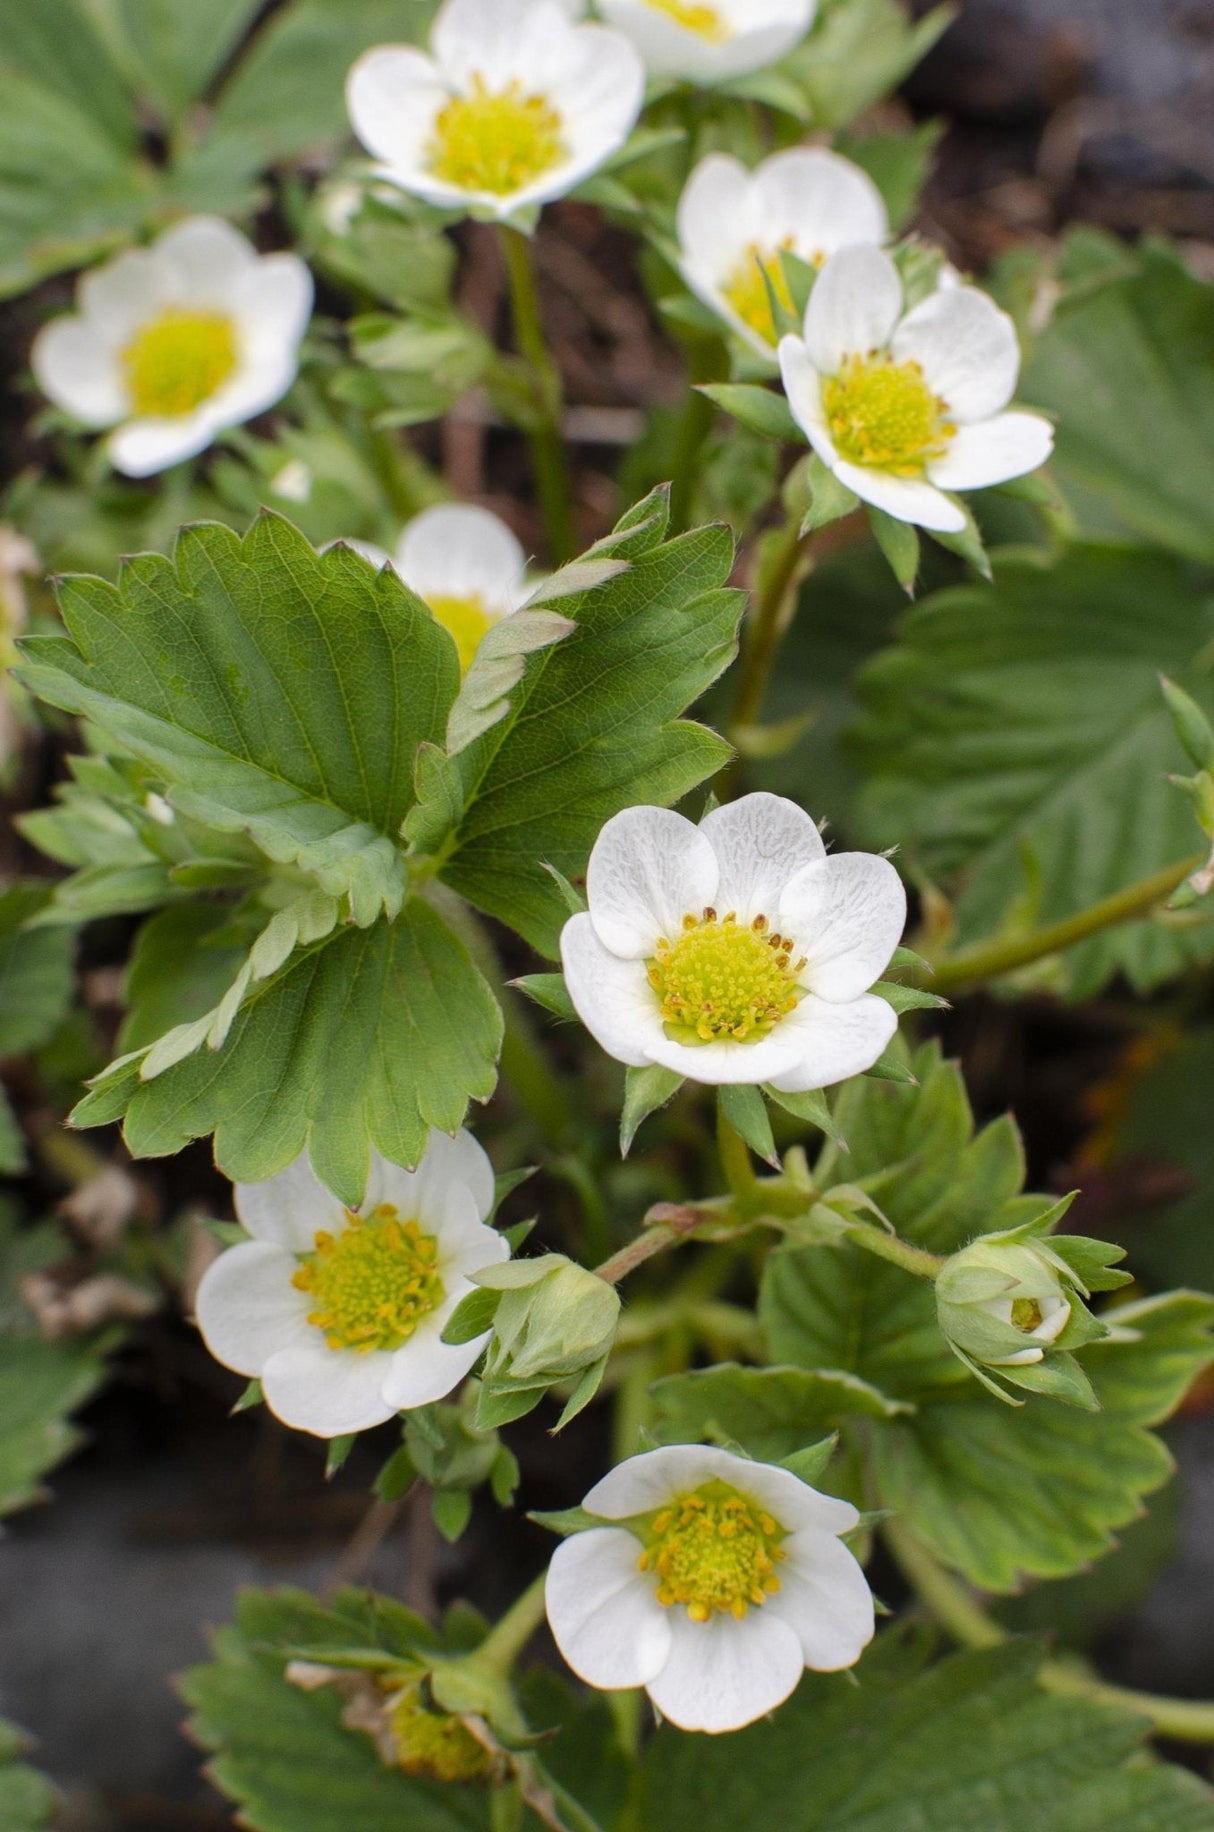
800;455;861;534
325;1434;357;1479
621;1064;683;1156
871;978;950;1014
1161;674;1214;772
440;1286;502;1347
431;1488;473;1544
762;1084;849;1151
697;383;799;443
930;500;993;579
718;1083;779;1167
528;1505;603;1538
778;1435;839;1486
868;506;920;593
512;973;576;1022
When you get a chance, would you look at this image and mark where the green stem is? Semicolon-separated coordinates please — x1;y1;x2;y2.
501;227;576;566
730;514;811;736
844;1219;944;1281
594;1206;709;1286
716;1108;759;1208
478;1572;549;1675
929;854;1204;993
885;1517;1214;1744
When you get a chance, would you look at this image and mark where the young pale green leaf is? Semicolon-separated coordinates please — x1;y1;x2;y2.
639;1636;1214;1832
875;1292;1213;1590
436;499;741;956
851;544;1214;993
1020;235;1214;563
0;886;75;1056
74;900;502;1208
18;514;459;928
650;1364;911;1462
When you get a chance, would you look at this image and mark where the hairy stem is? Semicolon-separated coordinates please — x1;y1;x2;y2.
843;1218;945;1281
929;854;1204;993
501;227;576;566
885;1516;1214;1744
594;1204;712;1286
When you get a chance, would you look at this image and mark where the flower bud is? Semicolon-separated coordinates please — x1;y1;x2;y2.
937;1238;1077;1371
477;1254;621;1383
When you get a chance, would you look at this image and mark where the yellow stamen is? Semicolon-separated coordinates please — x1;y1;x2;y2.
645;0;730;40
638;1479;787;1622
647;908;806;1045
292;1205;444;1354
721;241;798;346
426;593;499;673
427;76;566;196
823;353;954;477
1011;1296;1045;1332
121;310;238;418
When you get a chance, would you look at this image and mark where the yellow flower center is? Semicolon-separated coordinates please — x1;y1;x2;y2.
1011;1296;1045;1332
427;593;499;672
427;76;566;196
638;1480;786;1623
721;242;801;346
121;309;239;419
823;353;954;477
292;1205;444;1354
648;908;806;1045
387;1682;494;1784
645;0;730;39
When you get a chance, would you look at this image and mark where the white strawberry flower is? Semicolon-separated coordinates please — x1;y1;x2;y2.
195;1133;509;1439
597;0;816;83
678;149;888;363
31;218;312;479
346;0;645;227
778;243;1054;534
560;793;905;1090
354;503;532;673
546;1444;874;1733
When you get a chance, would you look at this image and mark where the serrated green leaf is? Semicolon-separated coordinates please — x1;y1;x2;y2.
1021;238;1214;562
876;1292;1213;1590
0;886;76;1056
88;0;264;126
639;1636;1214;1832
21;516;459;927
75;900;502;1207
651;1364;911;1462
438;509;741;957
851;544;1214;994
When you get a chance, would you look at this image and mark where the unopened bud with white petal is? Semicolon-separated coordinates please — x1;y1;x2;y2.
473;1256;621;1421
937;1238;1080;1370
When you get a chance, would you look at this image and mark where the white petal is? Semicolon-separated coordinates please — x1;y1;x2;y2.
194;1241;312;1377
647;1607;805;1733
585;1443;763;1517
765;991;898;1092
77;248;173;344
560;914;666;1070
677;153;757;284
547;1528;673;1689
378;1309;484;1410
534;26;644;202
346;45;447;178
754;147;887;260
767;1528;875;1670
432;0;546;83
234;1151;348;1251
106;413;219;477
892;285;1020;422
585;805;719;959
804;245;902;375
261;1342;398;1436
231;253;314;360
779;852;906;1001
640;1023;810;1089
365;1130;496;1223
927;410;1054;491
154;216;258;307
31;318;126;427
600;0;814;82
395;504;527;617
699;792;826;923
831;459;966;533
715;1463;859;1537
778;336;840;465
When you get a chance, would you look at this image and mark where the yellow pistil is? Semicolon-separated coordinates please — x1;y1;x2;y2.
1011;1297;1045;1333
638;1480;786;1623
292;1205;443;1354
386;1682;495;1784
426;593;499;673
646;0;730;40
721;242;799;346
648;908;806;1045
823;353;954;477
121;310;239;419
427;76;566;196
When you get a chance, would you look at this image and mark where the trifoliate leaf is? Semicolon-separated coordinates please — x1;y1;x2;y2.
74;900;501;1207
1020;235;1214;563
19;514;459;928
437;496;742;956
639;1636;1214;1832
850;544;1214;994
0;1720;55;1831
0;886;75;1056
650;1364;912;1461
